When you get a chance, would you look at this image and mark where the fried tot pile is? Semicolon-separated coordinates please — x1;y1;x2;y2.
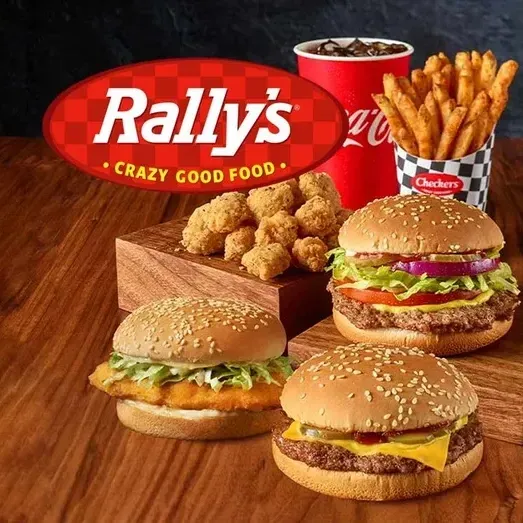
373;49;518;159
181;172;352;280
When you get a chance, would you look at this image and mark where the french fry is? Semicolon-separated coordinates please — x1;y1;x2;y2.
424;91;441;149
438;52;451;66
485;114;497;140
372;94;406;141
457;67;474;106
417;104;433;158
489;60;519;99
435;106;467;160
471;50;483;95
441;98;456;125
451;120;476;158
454;51;471;92
440;64;454;95
397;76;421;107
433;82;450;111
397;127;419;156
383;73;396;101
379;50;516;159
469;111;489;153
433;71;450;93
455;51;471;70
490;91;508;125
464;90;489;124
487;61;518;126
480;50;497;91
411;69;430;101
393;91;419;137
424;55;442;81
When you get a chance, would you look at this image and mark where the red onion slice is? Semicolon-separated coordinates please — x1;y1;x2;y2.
393;258;500;277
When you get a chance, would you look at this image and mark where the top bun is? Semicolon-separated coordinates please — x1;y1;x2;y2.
280;343;478;433
338;194;503;254
114;297;286;367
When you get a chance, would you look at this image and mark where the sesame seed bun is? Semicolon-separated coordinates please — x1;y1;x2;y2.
338;195;504;254
280;344;478;433
113;298;287;367
272;440;483;500
333;311;513;356
117;400;283;439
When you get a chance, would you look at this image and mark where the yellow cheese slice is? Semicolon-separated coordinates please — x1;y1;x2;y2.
282;416;468;472
371;289;494;313
390;415;468;444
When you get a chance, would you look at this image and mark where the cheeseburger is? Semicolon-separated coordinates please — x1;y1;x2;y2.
327;194;519;355
272;343;483;500
89;297;292;439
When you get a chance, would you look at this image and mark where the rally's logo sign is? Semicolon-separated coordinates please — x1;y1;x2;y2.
43;58;347;192
412;173;464;196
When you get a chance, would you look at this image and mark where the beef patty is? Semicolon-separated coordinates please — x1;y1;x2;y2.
328;281;519;334
273;414;482;474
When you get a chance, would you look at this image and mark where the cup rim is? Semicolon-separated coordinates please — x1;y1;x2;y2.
294;37;414;62
393;130;496;162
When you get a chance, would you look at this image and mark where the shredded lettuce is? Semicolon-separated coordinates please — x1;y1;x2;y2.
103;353;293;391
326;247;519;301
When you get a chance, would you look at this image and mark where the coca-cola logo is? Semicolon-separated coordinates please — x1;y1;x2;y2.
412;173;464;196
343;108;391;148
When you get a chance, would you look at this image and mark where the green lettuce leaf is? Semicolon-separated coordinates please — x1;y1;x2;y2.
325;247;519;301
103;353;293;391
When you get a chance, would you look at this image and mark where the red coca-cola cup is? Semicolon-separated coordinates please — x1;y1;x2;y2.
294;37;414;209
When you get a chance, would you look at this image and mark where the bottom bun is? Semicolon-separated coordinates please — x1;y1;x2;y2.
333;310;513;356
272;441;483;500
117;400;282;440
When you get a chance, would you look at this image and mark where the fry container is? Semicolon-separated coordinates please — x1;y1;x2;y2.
294;37;413;210
394;133;495;211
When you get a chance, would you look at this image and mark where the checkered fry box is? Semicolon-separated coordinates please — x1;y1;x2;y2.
394;133;495;211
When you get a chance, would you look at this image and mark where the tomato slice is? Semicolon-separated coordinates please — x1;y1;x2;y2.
337;286;481;306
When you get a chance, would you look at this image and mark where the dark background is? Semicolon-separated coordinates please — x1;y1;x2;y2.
2;0;522;137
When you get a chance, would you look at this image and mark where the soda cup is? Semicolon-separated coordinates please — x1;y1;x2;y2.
294;37;413;209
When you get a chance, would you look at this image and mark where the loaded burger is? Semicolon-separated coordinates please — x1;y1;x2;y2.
89;297;292;439
327;194;520;355
272;343;483;500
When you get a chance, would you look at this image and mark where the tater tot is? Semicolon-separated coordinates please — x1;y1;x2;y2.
255;211;298;249
276;178;305;209
181;203;226;255
247;184;294;223
292;237;329;272
298;172;341;211
224;226;256;261
206;192;252;233
295;196;336;237
241;244;291;280
182;222;226;255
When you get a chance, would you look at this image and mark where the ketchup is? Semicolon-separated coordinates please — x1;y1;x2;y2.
353;432;388;444
351;421;451;445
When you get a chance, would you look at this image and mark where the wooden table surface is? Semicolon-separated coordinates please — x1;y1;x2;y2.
1;137;522;523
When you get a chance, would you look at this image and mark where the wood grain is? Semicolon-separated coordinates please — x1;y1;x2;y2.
0;137;522;522
116;218;331;339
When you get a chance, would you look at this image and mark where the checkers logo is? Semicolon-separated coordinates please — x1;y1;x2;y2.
412;173;464;196
43;58;347;193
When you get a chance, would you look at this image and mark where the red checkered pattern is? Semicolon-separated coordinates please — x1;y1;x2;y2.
44;59;346;193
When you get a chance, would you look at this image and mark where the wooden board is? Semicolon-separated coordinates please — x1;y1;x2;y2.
116;217;332;339
288;315;523;446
